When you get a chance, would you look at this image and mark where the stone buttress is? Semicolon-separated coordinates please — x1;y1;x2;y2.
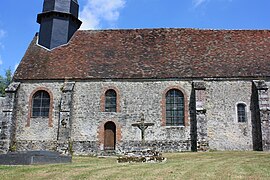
192;81;208;151
0;82;20;153
57;81;75;154
252;80;270;151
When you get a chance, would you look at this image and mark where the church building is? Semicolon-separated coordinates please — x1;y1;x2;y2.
0;0;270;155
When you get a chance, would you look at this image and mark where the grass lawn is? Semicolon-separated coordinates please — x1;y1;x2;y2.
0;151;270;180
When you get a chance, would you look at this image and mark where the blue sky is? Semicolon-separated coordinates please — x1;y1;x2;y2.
0;0;270;75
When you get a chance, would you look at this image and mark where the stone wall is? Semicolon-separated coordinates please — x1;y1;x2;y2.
265;81;270;150
206;80;253;150
12;79;270;154
255;81;270;151
15;82;63;151
0;97;5;135
0;82;20;153
71;81;192;154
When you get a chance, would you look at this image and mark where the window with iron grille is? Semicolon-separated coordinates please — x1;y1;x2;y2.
166;89;184;126
32;90;50;117
105;89;117;112
237;103;247;122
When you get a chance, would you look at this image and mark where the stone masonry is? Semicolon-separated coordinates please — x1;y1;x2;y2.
0;78;268;155
0;82;20;153
71;80;192;154
0;97;5;135
14;82;63;152
206;80;253;150
192;81;208;151
252;80;270;151
57;81;75;154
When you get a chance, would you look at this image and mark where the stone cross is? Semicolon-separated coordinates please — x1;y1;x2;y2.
132;113;154;147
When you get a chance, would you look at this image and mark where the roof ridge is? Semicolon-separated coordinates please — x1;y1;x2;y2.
77;28;270;32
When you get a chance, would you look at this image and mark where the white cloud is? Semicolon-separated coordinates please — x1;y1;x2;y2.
0;29;5;49
0;43;3;49
79;0;126;30
193;0;208;7
0;29;5;67
193;0;232;7
0;29;5;39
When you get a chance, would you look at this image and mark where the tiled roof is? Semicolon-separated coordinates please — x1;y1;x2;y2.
14;28;270;80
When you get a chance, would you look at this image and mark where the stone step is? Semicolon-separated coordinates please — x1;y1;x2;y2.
98;150;118;157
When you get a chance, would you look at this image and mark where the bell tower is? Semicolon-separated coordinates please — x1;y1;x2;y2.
37;0;82;49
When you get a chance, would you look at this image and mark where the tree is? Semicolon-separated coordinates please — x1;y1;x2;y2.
0;68;12;97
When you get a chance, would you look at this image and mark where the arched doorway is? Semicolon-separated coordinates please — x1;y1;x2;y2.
104;121;116;150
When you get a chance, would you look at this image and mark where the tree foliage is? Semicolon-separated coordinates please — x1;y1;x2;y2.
0;68;12;97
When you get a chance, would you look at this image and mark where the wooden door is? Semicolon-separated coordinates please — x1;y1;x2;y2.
104;122;116;150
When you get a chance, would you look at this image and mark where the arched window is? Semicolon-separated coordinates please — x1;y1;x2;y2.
237;103;247;122
105;89;117;112
32;90;50;117
166;89;184;126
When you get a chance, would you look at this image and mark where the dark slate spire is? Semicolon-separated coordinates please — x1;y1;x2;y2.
37;0;82;50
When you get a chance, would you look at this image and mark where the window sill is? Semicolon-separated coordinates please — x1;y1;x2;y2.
165;126;185;129
31;116;49;119
102;112;119;114
238;121;248;124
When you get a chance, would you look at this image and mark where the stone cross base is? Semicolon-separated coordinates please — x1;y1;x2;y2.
117;149;166;163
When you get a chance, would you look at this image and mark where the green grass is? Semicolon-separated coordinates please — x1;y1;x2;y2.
0;151;270;180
